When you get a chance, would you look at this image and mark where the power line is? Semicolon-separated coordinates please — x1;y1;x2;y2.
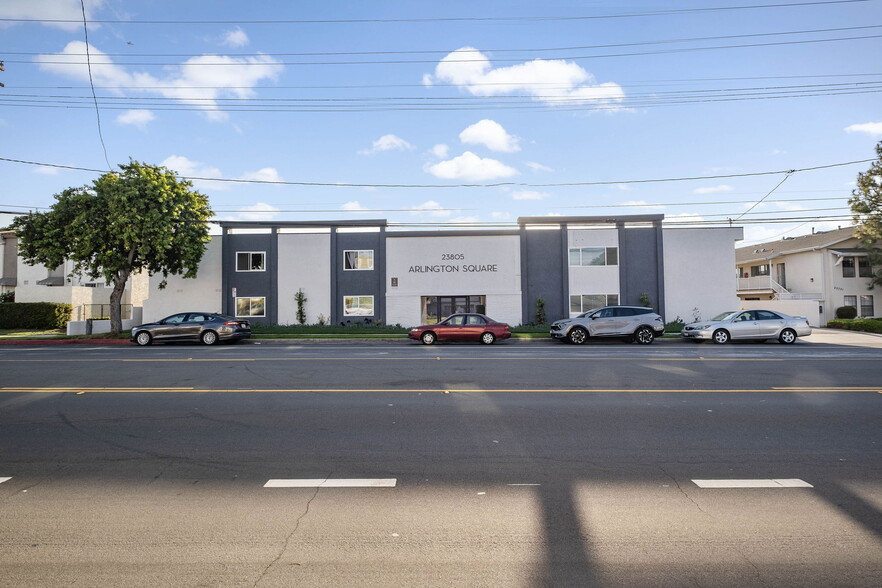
79;0;111;171
0;1;869;25
0;155;872;189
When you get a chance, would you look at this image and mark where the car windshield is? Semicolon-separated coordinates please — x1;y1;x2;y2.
711;311;740;321
578;309;601;318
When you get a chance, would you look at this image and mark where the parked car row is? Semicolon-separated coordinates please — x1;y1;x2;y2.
131;307;811;346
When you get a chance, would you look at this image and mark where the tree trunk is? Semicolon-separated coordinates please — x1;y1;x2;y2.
109;270;129;335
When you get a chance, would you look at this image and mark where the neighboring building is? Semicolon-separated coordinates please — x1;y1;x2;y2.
0;228;146;321
0;230;16;296
735;226;879;325
139;215;743;327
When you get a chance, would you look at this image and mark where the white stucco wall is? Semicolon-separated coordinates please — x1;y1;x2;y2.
385;234;522;326
277;233;332;324
140;238;223;322
738;299;821;327
567;228;620;307
663;227;743;323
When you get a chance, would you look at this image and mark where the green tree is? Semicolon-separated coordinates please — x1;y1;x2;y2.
11;160;213;334
850;140;882;287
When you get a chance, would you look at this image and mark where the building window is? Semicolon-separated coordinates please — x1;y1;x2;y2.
344;295;374;316
750;264;769;277
842;256;855;278
858;257;873;278
569;247;618;267
570;294;619;314
860;295;874;317
344;250;374;270
236;297;266;317
844;295;857;312
236;252;265;272
421;295;485;324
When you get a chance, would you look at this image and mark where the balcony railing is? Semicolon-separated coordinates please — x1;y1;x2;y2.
737;276;787;294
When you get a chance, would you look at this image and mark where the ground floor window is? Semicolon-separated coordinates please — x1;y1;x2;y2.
844;295;857;311
344;295;374;316
236;296;266;317
860;294;874;317
570;294;619;315
421;295;486;324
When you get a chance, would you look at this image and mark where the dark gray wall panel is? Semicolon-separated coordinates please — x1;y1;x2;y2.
617;225;665;318
333;230;385;324
224;233;277;324
521;228;566;324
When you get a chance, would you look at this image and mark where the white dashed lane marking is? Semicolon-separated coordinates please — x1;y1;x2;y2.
692;479;813;488
264;478;397;488
0;477;10;484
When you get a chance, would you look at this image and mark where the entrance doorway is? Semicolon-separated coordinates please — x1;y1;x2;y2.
421;295;486;324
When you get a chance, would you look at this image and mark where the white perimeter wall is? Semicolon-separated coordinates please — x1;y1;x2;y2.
663;227;743;323
277;233;331;324
141;237;223;322
385;234;522;327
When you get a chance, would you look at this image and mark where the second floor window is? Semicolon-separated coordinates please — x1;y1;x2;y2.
569;247;618;267
237;252;265;272
858;257;873;278
842;257;855;278
344;250;374;270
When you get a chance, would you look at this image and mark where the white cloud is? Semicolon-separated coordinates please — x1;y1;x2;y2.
221;27;249;48
0;0;106;31
430;144;449;159
342;201;370;212
621;200;665;210
844;122;882;136
693;185;734;195
240;168;282;183
359;134;415;155
491;211;511;220
237;202;279;221
512;190;550;200
426;47;625;109
115;109;155;129
160;155;228;191
459;119;520;153
526;161;554;173
37;42;283;122
33;165;60;175
411;200;453;218
447;215;481;225
425;151;518;182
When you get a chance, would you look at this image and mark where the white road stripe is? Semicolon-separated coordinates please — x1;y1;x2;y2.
0;477;10;484
264;478;397;488
692;478;813;488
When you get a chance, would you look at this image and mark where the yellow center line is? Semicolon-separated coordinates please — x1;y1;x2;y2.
1;387;879;394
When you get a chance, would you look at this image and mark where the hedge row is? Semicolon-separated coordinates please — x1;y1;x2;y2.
827;318;882;334
0;303;72;329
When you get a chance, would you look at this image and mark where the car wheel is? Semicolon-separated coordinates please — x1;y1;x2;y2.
201;330;219;345
421;331;436;345
134;331;152;346
712;329;730;344
778;328;797;344
568;327;588;344
634;326;655;345
480;332;496;345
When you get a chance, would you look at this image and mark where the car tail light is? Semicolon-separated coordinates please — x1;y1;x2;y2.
224;321;243;326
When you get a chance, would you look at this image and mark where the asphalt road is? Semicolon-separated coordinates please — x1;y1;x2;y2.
0;338;880;587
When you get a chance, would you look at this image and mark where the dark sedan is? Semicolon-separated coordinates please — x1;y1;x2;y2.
130;312;251;346
408;313;511;345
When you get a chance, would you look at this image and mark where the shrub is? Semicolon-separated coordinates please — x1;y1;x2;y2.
0;291;13;303
0;302;72;329
827;318;882;334
835;305;858;319
665;317;685;333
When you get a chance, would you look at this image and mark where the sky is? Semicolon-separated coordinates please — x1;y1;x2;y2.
1;0;880;245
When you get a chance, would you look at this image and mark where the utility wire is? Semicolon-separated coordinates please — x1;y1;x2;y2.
0;1;869;25
79;0;111;170
734;173;794;220
0;156;872;189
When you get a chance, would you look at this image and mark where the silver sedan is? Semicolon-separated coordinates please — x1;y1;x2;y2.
681;309;811;344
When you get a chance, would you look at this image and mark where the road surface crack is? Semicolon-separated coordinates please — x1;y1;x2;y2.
252;485;321;587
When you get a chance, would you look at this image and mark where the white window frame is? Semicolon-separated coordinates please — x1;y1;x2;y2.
568;247;618;267
343;250;374;271
569;294;619;315
235;296;266;317
236;251;266;272
343;295;374;316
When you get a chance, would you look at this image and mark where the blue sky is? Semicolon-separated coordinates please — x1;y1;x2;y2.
1;0;880;244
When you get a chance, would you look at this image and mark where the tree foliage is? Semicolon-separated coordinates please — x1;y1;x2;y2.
849;140;882;287
12;160;213;333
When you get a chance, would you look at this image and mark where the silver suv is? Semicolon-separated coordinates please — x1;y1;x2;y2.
550;306;665;345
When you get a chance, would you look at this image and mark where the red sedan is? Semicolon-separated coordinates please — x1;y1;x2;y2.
408;313;512;345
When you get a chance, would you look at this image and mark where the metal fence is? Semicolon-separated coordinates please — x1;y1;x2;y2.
76;304;132;321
